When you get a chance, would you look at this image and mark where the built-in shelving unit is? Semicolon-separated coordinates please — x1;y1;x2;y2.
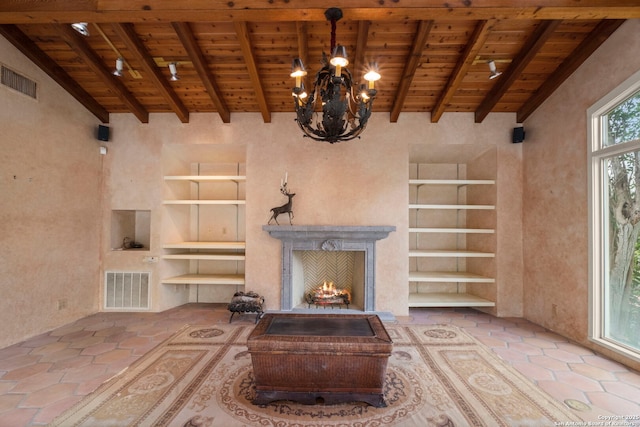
161;167;246;302
409;146;497;308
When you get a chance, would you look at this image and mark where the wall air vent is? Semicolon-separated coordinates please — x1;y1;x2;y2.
1;65;37;99
104;271;150;310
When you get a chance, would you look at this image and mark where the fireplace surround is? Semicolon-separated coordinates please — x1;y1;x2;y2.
263;225;395;313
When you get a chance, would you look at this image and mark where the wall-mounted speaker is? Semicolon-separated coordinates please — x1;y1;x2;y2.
512;127;525;143
97;125;110;142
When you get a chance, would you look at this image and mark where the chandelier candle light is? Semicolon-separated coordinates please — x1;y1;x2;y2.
291;8;381;144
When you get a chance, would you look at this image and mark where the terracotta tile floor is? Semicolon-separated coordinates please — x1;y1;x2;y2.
0;304;639;426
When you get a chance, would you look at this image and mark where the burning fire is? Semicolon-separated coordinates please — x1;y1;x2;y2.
313;281;351;302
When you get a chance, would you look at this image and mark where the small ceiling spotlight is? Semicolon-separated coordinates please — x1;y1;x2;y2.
113;57;124;77
168;62;179;81
488;60;502;80
71;22;90;37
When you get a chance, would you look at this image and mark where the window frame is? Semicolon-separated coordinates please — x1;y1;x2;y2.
588;68;640;363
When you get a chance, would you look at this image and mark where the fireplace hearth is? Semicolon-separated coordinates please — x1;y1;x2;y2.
263;225;395;314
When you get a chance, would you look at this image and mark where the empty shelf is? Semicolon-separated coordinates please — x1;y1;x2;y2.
409;292;495;307
161;274;245;285
409;271;495;283
162;252;245;261
409;179;495;185
163;241;246;250
409;250;495;258
163;200;246;205
409;227;495;234
409;204;495;210
164;175;246;182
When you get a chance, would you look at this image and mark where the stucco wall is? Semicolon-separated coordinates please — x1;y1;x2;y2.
523;19;640;370
100;111;523;318
1;32;524;348
0;37;102;349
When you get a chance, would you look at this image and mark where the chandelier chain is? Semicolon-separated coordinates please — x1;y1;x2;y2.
330;18;337;53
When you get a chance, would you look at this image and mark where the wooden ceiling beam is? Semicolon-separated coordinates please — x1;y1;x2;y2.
295;22;308;67
172;22;230;124
475;20;562;123
431;19;496;123
112;23;189;124
352;20;371;80
56;24;149;123
294;22;309;98
517;19;625;123
0;24;109;123
1;3;640;24
234;21;271;123
390;20;434;123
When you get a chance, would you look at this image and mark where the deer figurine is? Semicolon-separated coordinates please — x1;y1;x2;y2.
268;182;295;225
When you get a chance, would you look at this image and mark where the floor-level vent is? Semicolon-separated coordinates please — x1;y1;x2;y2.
104;271;150;310
1;65;37;99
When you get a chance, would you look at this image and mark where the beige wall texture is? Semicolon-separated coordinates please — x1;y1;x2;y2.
0;37;102;349
100;111;522;318
523;19;640;371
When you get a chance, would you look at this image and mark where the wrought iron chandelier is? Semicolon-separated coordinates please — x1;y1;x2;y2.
290;8;380;144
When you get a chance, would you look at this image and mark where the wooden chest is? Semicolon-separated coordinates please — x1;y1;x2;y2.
247;313;392;407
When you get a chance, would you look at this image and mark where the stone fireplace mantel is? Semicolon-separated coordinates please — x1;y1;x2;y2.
263;225;396;243
263;225;395;313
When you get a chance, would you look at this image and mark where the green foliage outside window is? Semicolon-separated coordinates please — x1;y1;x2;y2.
605;91;640;349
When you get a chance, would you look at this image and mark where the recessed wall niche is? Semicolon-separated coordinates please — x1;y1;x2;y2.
111;210;150;250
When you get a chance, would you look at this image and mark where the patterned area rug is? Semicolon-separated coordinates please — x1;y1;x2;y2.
51;323;584;426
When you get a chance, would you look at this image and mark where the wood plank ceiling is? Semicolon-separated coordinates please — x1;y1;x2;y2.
0;1;637;125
